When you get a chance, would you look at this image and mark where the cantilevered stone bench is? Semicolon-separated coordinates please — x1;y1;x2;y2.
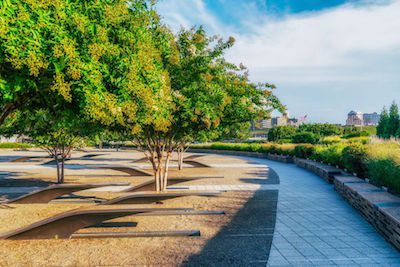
183;155;206;160
72;230;201;239
101;191;221;205
42;154;106;165
333;174;400;251
0;207;224;240
2;183;129;204
132;157;149;163
121;176;224;193
132;155;211;168
294;158;342;183
96;166;153;176
81;154;104;158
11;156;51;163
182;160;211;168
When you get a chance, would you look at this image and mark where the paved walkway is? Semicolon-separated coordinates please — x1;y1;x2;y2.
255;158;400;267
161;156;400;266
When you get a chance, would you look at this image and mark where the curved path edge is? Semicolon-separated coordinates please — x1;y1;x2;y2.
190;149;400;266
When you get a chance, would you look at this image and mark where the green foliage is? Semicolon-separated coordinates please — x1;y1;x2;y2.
268;123;348;143
388;102;400;136
267;126;296;142
193;141;400;194
346;136;370;144
341;144;368;177
0;142;32;149
366;143;400;193
0;1;284;190
312;144;346;167
320;136;342;145
298;123;343;137
2;108;90;150
292;132;318;144
377;107;389;138
1;0;171;129
377;102;400;139
343;125;376;139
293;144;315;158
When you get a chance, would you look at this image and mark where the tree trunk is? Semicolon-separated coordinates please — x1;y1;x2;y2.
60;156;65;184
0;103;16;125
177;147;184;171
147;148;171;192
55;154;61;184
162;152;172;191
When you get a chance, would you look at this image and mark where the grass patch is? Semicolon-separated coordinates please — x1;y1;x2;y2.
0;142;33;149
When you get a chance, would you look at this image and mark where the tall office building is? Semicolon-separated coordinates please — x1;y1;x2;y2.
346;111;380;126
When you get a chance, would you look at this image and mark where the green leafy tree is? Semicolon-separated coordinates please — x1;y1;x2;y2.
114;25;283;190
0;0;161;127
1;107;90;183
377;107;390;138
267;126;296;142
298;123;342;137
167;29;283;172
292;132;318;144
388;102;400;137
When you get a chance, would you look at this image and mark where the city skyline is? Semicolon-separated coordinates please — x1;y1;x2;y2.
156;0;400;123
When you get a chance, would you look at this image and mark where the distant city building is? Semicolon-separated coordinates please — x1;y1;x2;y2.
254;112;306;130
259;119;272;129
363;112;380;126
346;111;380;126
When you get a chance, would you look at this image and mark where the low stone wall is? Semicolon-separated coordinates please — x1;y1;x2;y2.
266;154;294;163
188;149;293;163
333;175;400;251
294;158;342;183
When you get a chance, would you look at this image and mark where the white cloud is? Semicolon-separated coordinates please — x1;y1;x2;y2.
227;1;400;70
156;0;400;123
157;0;231;34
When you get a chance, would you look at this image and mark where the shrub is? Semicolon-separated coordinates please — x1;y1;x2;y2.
292;132;318;144
321;136;342;145
343;130;371;139
267;126;296;142
341;144;368;177
298;123;343;137
346;136;370;144
294;144;315;158
0;142;33;149
365;143;400;193
312;143;346;167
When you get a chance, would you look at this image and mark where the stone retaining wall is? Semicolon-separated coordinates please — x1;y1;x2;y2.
333;175;400;251
188;149;293;163
189;148;400;251
293;158;342;183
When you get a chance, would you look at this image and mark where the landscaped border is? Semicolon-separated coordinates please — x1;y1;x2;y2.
190;148;400;251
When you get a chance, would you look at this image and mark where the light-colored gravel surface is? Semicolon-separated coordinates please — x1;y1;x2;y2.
0;149;274;266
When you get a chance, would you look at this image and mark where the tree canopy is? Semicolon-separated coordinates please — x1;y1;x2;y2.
1;0;169;126
377;102;400;139
1;0;283;187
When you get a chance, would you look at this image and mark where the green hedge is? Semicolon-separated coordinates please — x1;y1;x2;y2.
366;143;400;193
0;142;33;149
192;141;400;194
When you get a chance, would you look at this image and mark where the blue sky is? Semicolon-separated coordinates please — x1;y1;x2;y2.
156;0;400;123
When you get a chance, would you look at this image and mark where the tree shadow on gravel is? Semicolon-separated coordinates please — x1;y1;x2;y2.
0;171;53;187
